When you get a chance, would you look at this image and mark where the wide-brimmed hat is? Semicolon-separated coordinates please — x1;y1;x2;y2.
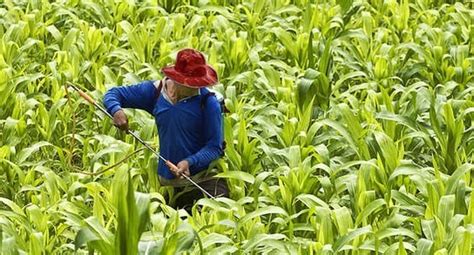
161;49;218;88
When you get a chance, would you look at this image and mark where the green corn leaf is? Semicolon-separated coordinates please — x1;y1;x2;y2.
295;194;330;209
308;31;314;68
112;165;150;255
421;219;436;241
162;223;199;255
355;199;386;226
319;37;332;76
319;119;360;158
373;131;398;172
398;237;408;255
216;171;255;184
339;0;353;15
240;206;288;225
333;226;372;252
272;27;298;61
414;238;433;255
138;239;163;254
445;164;473;194
434;248;448;255
317;207;334;244
202;233;233;249
62;28;78;51
333;71;367;92
376;228;418;242
75;217;114;253
46;25;63;42
75;228;101;250
454;180;467;215
391;190;424;215
332;207;354;235
242;233;287;252
16;141;53;164
0;198;25;217
459;230;471;255
340;104;370;159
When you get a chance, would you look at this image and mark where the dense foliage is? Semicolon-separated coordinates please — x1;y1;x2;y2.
0;0;473;254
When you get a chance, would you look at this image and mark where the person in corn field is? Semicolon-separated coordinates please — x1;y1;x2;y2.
103;48;228;212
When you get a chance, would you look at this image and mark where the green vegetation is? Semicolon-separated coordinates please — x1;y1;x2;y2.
0;0;473;254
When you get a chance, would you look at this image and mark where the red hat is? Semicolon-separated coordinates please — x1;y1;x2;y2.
161;49;218;88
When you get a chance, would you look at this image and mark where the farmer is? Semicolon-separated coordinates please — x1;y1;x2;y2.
103;48;228;212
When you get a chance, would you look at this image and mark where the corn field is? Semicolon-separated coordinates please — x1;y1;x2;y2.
0;0;473;254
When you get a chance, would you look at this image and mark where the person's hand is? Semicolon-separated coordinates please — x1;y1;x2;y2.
176;160;190;179
113;109;128;131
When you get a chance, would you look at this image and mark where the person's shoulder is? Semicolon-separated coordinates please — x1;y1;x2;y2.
138;80;160;93
140;80;156;87
200;88;220;109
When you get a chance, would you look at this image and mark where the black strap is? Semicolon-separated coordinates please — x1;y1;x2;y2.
155;80;163;99
200;92;215;109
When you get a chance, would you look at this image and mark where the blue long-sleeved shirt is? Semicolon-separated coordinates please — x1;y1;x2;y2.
103;80;223;179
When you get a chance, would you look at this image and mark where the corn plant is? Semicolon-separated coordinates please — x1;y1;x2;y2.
1;0;473;254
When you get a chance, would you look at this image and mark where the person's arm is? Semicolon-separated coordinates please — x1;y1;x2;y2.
103;80;158;116
183;96;223;175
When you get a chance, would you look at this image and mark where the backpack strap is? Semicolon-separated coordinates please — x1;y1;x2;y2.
200;92;215;109
154;80;163;99
200;90;229;113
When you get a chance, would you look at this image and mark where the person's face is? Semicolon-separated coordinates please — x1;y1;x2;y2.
165;78;197;96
